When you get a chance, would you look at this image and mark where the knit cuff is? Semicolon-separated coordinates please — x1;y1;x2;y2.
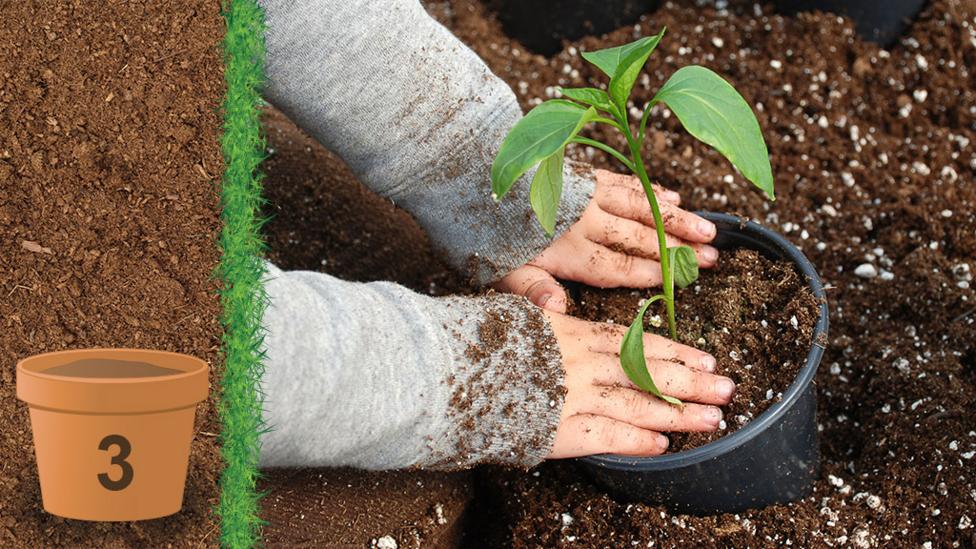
461;159;595;285
421;292;566;469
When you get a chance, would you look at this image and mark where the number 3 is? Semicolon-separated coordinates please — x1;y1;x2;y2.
98;434;134;491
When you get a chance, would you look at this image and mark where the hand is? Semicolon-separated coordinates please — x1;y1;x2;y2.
543;310;735;458
494;169;719;313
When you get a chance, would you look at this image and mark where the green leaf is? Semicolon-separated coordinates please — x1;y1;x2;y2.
581;29;665;78
491;100;596;199
620;296;683;406
608;28;665;111
529;149;564;235
652;65;775;199
558;87;614;113
668;245;699;289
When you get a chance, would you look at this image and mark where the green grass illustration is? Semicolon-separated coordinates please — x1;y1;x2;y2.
217;1;268;546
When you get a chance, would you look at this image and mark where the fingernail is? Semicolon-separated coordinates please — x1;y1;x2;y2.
698;220;716;238
665;190;681;202
715;378;736;400
538;293;552;306
702;406;722;426
700;355;717;372
656;434;670;450
702;246;719;263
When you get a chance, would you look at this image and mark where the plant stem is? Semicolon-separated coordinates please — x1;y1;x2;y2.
571;137;636;172
593;116;625;131
619;121;678;339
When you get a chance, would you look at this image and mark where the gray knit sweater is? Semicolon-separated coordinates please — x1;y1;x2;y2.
257;0;594;470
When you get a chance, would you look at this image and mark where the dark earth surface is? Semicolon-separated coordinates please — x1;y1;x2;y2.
443;0;976;546
261;467;473;548
1;2;224;548
258;108;473;548
265;0;976;547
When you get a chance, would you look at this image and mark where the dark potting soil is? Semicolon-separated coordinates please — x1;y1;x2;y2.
426;0;976;546
571;249;820;451
1;2;224;548
265;0;975;546
43;359;182;379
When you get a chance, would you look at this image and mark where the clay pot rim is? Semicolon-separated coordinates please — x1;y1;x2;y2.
17;348;207;385
17;348;210;414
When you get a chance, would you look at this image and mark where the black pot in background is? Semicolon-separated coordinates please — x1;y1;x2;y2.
578;212;830;515
488;0;659;56
489;0;924;53
774;0;926;47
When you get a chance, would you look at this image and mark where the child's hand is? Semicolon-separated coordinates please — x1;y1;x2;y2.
542;310;734;458
494;169;719;314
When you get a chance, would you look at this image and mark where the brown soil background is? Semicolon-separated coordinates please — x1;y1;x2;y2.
1;2;224;547
263;0;976;547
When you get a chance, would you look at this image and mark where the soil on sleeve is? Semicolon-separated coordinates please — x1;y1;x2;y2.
261;108;466;295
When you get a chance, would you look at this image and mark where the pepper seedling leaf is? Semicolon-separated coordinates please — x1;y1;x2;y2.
529;149;564;235
558;87;614;113
581;29;665;79
608;28;666;111
491;100;596;200
652;65;774;199
620;296;683;406
668;245;700;289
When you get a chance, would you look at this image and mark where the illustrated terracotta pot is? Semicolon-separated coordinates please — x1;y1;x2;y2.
16;348;209;521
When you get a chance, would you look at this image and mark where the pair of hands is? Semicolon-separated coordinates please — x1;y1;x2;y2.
494;170;735;458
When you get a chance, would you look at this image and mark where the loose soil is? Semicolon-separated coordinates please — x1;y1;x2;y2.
265;0;975;546
1;2;224;548
572;248;820;450
44;359;181;379
261;468;473;549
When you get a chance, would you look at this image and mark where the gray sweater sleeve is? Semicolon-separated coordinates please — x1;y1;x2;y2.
258;264;566;470
259;0;595;284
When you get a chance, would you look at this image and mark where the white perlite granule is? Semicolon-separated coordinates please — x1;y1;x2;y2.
855;264;878;278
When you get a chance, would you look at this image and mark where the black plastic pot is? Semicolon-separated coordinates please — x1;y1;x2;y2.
774;0;926;47
490;0;923;54
579;212;830;515
489;0;659;56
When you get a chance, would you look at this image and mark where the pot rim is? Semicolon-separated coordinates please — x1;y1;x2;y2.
17;348;210;414
580;212;829;471
18;348;207;384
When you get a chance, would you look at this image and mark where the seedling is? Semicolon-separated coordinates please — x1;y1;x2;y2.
491;29;774;404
